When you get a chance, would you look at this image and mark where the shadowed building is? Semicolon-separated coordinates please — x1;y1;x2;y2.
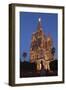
30;17;54;71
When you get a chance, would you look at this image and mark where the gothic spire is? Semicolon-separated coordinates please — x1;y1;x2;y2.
37;17;42;31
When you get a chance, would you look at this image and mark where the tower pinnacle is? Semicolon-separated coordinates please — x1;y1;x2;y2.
37;17;42;31
38;17;41;22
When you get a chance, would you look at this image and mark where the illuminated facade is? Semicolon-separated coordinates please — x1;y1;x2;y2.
30;18;54;71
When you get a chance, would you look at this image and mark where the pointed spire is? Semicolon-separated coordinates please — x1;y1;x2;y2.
37;17;42;31
38;17;41;22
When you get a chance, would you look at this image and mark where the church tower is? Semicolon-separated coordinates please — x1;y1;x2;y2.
30;17;54;71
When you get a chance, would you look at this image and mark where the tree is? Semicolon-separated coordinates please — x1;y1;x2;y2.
51;47;55;56
49;60;58;72
22;52;27;62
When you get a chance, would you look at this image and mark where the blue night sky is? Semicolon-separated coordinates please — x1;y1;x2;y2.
20;12;58;62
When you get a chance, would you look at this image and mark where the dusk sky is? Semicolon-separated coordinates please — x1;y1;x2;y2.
20;12;58;62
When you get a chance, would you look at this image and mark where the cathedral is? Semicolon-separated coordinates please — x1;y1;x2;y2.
30;18;54;71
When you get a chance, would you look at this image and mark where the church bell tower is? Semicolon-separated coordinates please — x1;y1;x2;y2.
30;17;54;71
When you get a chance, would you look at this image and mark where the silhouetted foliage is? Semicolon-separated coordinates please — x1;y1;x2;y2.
51;47;55;56
22;52;27;61
20;61;36;71
20;61;36;77
49;60;58;71
20;60;58;77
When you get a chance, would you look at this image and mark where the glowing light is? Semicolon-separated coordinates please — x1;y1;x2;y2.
38;17;41;22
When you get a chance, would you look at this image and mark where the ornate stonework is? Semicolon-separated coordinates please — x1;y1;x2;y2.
30;18;54;71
